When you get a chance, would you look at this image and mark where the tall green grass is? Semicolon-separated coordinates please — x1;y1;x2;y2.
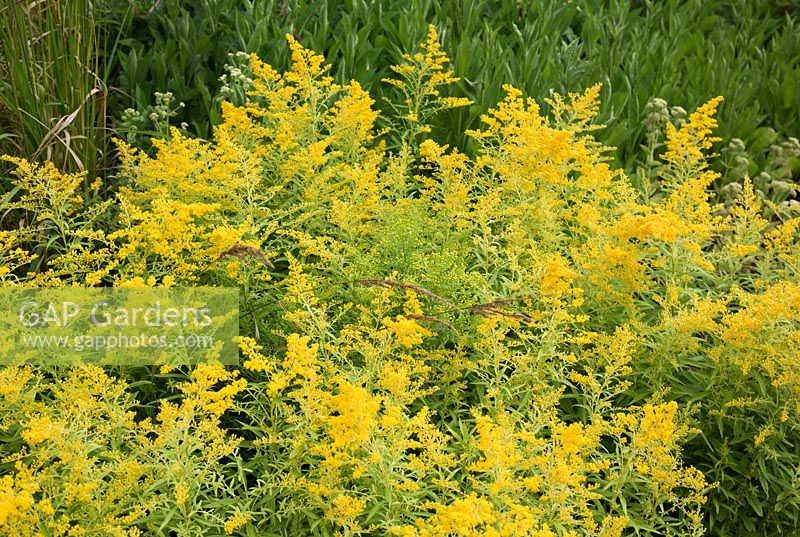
111;0;799;172
0;0;120;182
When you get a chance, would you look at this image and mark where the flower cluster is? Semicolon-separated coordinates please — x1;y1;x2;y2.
1;26;799;536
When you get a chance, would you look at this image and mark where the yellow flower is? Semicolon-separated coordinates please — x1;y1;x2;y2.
223;512;249;534
540;254;576;299
239;336;270;372
415;493;497;535
637;402;679;447
662;96;724;172
0;367;32;397
21;415;59;445
327;381;380;449
175;482;189;505
285;333;319;380
0;466;37;525
383;316;432;348
326;494;366;528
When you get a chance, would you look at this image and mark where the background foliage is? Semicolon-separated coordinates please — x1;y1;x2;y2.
109;0;800;173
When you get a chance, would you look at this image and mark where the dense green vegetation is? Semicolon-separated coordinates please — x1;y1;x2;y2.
1;2;800;536
109;0;799;171
2;0;798;181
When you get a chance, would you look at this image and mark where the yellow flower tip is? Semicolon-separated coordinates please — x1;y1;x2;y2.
223;512;249;534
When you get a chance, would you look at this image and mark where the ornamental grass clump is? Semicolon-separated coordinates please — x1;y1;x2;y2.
1;26;799;536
